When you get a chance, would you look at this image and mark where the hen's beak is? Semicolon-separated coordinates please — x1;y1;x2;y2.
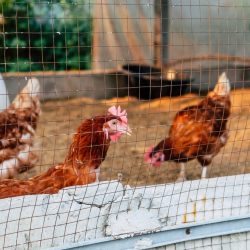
124;125;132;136
117;124;132;136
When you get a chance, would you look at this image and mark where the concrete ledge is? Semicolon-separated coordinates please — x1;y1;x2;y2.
2;69;129;102
0;174;250;249
2;65;250;102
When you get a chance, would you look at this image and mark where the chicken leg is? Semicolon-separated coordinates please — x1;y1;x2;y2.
176;163;187;182
201;166;207;179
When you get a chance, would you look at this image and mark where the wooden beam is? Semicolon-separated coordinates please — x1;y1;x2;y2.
161;0;169;65
154;1;162;66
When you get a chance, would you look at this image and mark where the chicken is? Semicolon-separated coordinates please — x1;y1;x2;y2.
0;78;41;179
144;72;231;181
0;106;131;199
0;74;9;110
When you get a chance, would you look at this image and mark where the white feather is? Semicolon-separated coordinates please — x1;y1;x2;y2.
0;74;9;110
0;158;18;178
213;72;230;96
17;145;31;162
25;78;40;97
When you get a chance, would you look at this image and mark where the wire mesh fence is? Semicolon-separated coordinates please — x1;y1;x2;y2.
153;232;250;250
0;0;250;249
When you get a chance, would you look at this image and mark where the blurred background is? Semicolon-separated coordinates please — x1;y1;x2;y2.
1;0;250;72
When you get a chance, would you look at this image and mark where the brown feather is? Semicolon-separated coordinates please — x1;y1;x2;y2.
0;114;121;199
65;116;112;169
153;94;231;165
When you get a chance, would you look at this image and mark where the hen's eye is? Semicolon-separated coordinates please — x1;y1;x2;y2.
112;121;117;125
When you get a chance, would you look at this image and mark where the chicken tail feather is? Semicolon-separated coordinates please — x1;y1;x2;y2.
12;78;40;109
213;72;230;96
24;78;40;97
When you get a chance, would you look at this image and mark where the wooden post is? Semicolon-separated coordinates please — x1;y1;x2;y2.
161;0;169;65
154;1;162;66
154;0;169;66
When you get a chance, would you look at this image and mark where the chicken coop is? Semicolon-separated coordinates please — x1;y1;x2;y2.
0;0;250;249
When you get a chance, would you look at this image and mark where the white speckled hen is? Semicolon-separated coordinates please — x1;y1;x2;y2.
0;78;41;179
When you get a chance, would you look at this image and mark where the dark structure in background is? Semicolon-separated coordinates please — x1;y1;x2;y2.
92;0;250;99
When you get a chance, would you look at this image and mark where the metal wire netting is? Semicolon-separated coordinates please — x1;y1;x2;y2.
0;1;249;250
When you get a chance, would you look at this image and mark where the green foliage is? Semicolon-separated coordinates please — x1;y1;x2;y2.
0;0;92;72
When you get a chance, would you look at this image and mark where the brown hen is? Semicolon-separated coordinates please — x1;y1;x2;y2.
144;72;231;181
0;106;131;199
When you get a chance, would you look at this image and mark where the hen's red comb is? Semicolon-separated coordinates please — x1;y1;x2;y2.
108;106;128;124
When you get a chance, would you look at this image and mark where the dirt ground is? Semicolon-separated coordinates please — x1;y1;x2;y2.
18;89;250;187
